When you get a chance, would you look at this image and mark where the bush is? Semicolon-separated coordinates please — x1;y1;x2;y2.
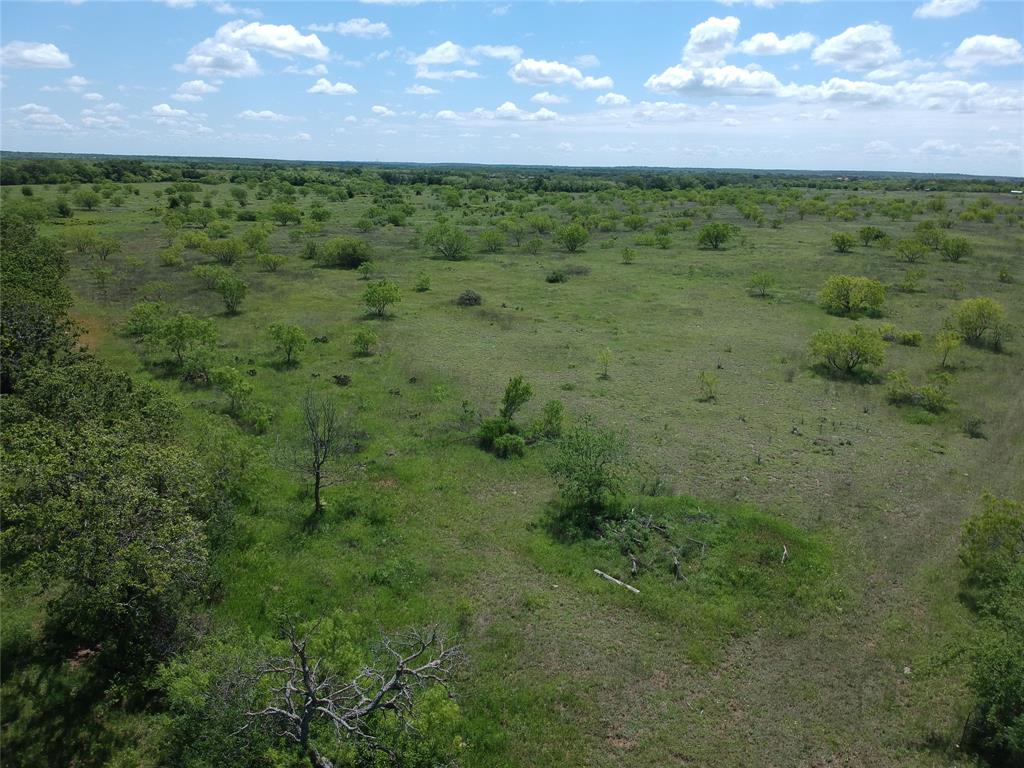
316;236;373;269
546;419;626;532
268;322;308;366
256;253;285;272
524;237;543;255
479;229;506;253
858;226;886;246
895;238;929;263
425;222;471;260
531;400;564;441
546;270;568;283
493;433;526;459
747;272;775;297
941;236;973;262
455;289;482;307
214;274;247;314
414;273;431;292
352;329;378;357
555;223;589;253
818;275;886;317
885;370;951;413
831;232;855;253
477;417;514;451
499;375;533;420
951;297;1006;348
363;279;401;317
809;324;885;376
696;222;732;250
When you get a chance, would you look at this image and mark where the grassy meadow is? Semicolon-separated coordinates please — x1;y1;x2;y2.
2;167;1022;767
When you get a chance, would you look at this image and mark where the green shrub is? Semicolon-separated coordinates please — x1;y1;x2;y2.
818;275;886;317
951;297;1006;347
747;272;775;297
499;375;533;420
455;289;482;307
941;236;973;262
809;324;885;376
831;232;855;253
555;223;589;253
362;279;401;317
531;400;564;441
425;222;471;260
414;273;431;292
546;270;568;283
316;236;373;269
493;433;526;459
477;417;514;451
696;222;732;250
352;328;378;357
479;229;506;253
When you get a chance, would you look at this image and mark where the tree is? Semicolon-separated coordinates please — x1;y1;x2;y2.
555;223;589;253
247;624;462;768
808;324;885;376
941;236;973;263
316;236;373;269
895;238;929;263
204;237;246;266
935;330;962;368
215;274;248;314
499;375;533;420
363;279;401;318
425;222;471;261
72;188;101;210
297;390;343;518
479;228;506;253
831;232;855;253
858;226;886;246
229;186;248;207
212;366;255;417
271;201;302;226
94;234;121;261
747;272;776;297
696;222;732;250
159;312;217;365
818;274;886;317
352;328;378;357
951;297;1006;347
547;418;626;530
269;322;309;366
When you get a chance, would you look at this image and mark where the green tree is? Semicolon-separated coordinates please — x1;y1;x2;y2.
818;274;886;317
696;222;733;250
363;279;402;317
747;272;776;297
479;228;506;253
935;330;962;368
270;201;302;225
268;322;308;366
499;375;533;420
941;236;973;263
831;232;855;253
159;313;217;365
352;328;378;357
72;188;101;210
425;222;471;260
808;324;885;376
215;274;248;314
555;223;589;253
547;418;626;531
316;236;373;269
895;238;929;263
951;297;1006;347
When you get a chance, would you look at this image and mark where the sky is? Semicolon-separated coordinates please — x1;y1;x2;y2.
1;0;1022;175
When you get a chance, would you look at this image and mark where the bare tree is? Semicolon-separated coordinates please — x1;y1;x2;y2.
299;390;343;518
247;625;462;768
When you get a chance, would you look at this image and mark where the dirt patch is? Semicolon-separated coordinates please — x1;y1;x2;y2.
71;313;109;351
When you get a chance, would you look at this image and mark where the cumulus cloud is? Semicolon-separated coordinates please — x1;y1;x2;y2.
596;92;630;105
179;21;329;77
738;31;815;56
912;138;965;156
239;109;292;121
508;58;613;89
864;139;896;155
945;35;1023;70
574;54;600;68
1;41;72;69
632;101;698;122
683;16;740;65
152;103;189;117
406;84;440;95
371;104;396;116
12;103;75;130
913;0;980;19
308;18;391;38
411;41;474;66
83;92;104;101
307;78;358;95
646;64;783;95
473;44;522;61
531;91;567;104
172;79;219;102
415;67;480;80
491;101;557;120
435;109;462;120
812;24;901;72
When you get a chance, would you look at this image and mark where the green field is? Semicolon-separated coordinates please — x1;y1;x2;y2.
2;161;1022;767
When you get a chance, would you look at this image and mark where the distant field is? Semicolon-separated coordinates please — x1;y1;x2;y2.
3;169;1022;767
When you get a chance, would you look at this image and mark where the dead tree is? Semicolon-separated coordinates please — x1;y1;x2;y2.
299;389;343;518
247;624;461;768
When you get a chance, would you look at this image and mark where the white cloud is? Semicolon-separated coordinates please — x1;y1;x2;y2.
411;41;474;66
15;103;75;131
179;21;329;77
722;117;741;126
646;64;783;95
152;103;189;117
820;108;839;120
406;84;440;95
293;131;312;141
557;141;574;151
372;104;396;116
864;140;896;155
172;79;219;102
738;31;815;56
284;63;328;76
574;54;600;68
632;101;698;122
913;0;980;19
16;103;52;115
473;44;523;61
308;18;391;38
83;92;103;101
492;5;510;16
415;66;481;80
912;138;965;156
683;16;740;65
812;24;901;72
239;109;292;121
945;35;1023;70
478;101;558;121
65;75;90;91
596;91;630;105
1;41;72;69
435;109;462;120
531;91;567;104
508;58;613;89
307;78;358;95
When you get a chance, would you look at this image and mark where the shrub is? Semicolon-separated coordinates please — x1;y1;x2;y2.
747;272;775;297
267;322;308;366
203;237;245;266
414;273;431;292
935;330;962;368
621;247;636;265
886;370;951;413
555;223;589;253
951;297;1006;347
256;253;285;272
493;433;526;459
809;324;885;376
316;236;373;269
477;417;514;451
696;222;732;250
897;330;923;347
455;289;482;307
363;279;401;317
499;375;533;420
302;240;321;260
895;238;929;263
192;264;232;289
352;329;378;357
524;237;543;255
357;262;375;281
941;236;973;262
546;418;626;531
697;371;718;402
960;494;1023;603
479;229;506;253
214;274;248;314
122;301;166;340
531;400;564;441
425;222;471;260
818;275;886;317
858;226;886;246
546;270;568;283
831;232;855;253
962;416;986;439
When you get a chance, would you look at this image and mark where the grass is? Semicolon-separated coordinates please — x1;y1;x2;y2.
2;179;1022;767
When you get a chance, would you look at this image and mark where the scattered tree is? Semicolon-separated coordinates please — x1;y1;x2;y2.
363;279;401;318
808;324;885;376
268;323;309;366
696;222;732;250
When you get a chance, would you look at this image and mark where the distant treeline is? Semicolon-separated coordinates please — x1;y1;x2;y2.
1;153;1019;194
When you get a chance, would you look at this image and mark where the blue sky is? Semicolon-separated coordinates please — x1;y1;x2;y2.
1;0;1022;174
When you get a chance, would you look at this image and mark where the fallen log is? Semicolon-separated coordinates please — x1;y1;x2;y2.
594;569;640;594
